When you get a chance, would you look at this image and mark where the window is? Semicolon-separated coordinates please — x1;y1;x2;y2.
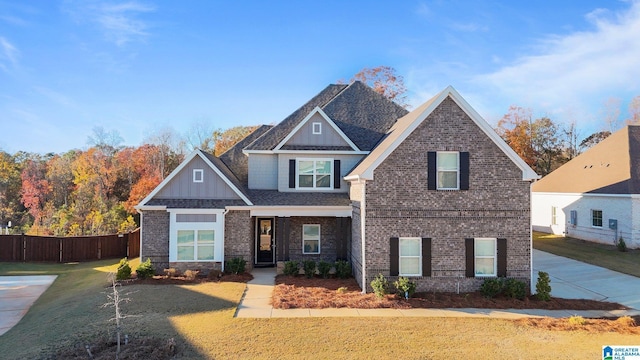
437;152;459;190
302;224;320;254
193;169;204;183
177;230;215;261
312;122;322;134
399;237;421;276
551;206;558;225
297;159;332;189
592;210;603;227
474;238;496;277
570;210;578;225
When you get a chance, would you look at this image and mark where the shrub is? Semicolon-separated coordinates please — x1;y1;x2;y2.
371;273;389;299
568;315;586;326
184;269;199;281
135;258;155;279
336;286;348;294
163;268;179;278
480;278;504;298
207;269;222;280
302;260;316;278
616;237;628;252
535;271;552;301
116;258;131;281
227;257;247;274
503;278;527;300
616;316;636;327
318;261;332;279
334;260;351;279
283;261;299;276
394;276;417;299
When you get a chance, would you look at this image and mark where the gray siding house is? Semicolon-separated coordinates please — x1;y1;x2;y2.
136;82;538;292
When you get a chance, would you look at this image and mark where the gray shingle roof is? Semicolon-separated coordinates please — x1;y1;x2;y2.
219;125;273;187
248;190;351;206
244;81;408;152
145;198;247;208
199;150;252;203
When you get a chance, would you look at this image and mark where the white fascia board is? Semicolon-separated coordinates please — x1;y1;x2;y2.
534;191;637;198
273;107;361;152
273;150;370;155
242;149;274;155
167;208;226;214
136;149;202;207
135;205;167;211
247;206;352;217
196;149;254;205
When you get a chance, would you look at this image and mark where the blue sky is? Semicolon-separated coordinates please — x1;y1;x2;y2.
1;0;640;154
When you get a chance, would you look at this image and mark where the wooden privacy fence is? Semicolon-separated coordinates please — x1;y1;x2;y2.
0;229;140;262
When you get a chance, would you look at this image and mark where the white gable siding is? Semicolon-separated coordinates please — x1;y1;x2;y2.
532;192;638;248
277;153;364;193
283;113;351;148
154;156;241;199
248;154;278;190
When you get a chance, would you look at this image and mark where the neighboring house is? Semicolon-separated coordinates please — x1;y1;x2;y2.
136;81;538;292
532;125;640;249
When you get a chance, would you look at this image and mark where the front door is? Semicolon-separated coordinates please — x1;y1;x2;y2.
256;218;274;265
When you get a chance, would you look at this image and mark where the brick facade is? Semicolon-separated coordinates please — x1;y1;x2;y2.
224;210;253;270
140;210;170;274
286;217;339;263
355;97;532;292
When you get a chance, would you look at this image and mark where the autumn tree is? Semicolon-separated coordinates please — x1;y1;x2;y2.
496;106;536;167
531;117;562;176
212;125;259;156
579;131;611;151
20;154;53;234
350;66;409;108
0;151;26;232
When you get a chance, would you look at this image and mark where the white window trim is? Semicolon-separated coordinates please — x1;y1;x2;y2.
169;209;224;262
399;237;422;277
436;151;460;190
312;122;322;135
591;209;603;228
296;158;333;190
193;169;204;183
474;238;497;277
302;224;321;254
551;206;558;225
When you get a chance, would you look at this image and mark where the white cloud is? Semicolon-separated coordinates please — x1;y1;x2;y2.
0;36;19;73
475;1;640;126
33;86;75;107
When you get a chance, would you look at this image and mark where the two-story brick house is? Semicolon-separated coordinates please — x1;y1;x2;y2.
136;81;538;292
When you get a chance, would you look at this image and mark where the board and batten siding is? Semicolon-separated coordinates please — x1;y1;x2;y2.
277;153;365;192
154;156;241;199
283;113;352;148
248;154;278;190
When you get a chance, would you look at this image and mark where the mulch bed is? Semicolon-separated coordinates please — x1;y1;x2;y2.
272;275;628;311
121;272;253;285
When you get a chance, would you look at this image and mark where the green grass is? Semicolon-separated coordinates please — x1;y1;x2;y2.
533;231;640;277
1;258;639;359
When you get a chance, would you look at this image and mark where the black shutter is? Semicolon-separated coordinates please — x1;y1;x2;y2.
288;159;296;188
390;237;399;276
334;159;341;189
497;238;507;277
460;152;470;190
465;238;475;277
422;238;431;277
427;151;436;190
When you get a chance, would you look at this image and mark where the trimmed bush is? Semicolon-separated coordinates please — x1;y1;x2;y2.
568;315;586;326
371;273;388;299
135;258;155;279
283;261;299;276
334;260;351;279
302;260;316;278
503;278;527;300
393;276;417;299
480;278;504;298
616;237;628;252
227;257;247;274
318;261;332;279
184;269;199;281
116;258;131;281
163;268;178;278
535;271;552;301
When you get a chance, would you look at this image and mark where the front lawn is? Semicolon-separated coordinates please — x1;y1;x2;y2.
533;231;640;277
0;259;639;359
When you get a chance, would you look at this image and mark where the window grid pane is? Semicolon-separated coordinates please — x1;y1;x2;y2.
592;210;603;227
400;258;420;275
436;152;459;189
399;238;421;276
474;238;496;276
297;159;332;189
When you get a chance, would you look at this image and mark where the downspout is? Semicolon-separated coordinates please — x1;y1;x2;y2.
222;208;230;273
529;180;534;295
136;208;143;261
361;180;367;294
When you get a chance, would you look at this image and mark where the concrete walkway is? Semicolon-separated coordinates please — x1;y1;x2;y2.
0;275;57;336
235;252;640;319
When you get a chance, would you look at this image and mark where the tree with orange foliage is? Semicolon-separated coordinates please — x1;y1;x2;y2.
496;106;536;168
350;66;409;108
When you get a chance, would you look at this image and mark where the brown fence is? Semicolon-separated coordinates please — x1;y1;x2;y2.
0;229;140;262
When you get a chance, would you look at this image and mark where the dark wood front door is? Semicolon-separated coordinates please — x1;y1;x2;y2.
256;218;274;264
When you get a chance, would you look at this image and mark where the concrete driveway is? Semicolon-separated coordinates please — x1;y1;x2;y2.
533;249;640;310
0;275;57;336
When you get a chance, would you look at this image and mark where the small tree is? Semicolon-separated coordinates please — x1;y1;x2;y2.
103;273;138;359
370;273;389;299
116;258;131;280
535;271;552;301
